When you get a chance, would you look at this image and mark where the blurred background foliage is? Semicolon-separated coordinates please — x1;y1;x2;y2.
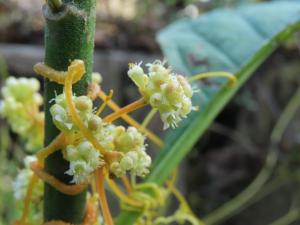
1;0;300;225
0;0;263;50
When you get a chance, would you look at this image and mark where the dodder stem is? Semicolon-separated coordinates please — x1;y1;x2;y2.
98;90;163;147
103;98;146;123
96;169;114;225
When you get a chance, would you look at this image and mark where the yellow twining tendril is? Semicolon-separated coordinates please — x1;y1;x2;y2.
188;71;237;87
103;98;146;123
96;168;114;225
96;89;113;116
36;133;65;167
82;199;98;225
121;175;132;194
64;60;107;154
30;162;87;195
33;60;85;85
98;90;163;147
20;175;38;225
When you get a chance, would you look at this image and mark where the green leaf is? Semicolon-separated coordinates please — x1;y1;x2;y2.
116;1;300;224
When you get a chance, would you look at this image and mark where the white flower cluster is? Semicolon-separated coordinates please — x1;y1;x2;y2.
50;94;93;133
13;156;43;201
50;93;151;183
50;94;104;183
88;118;151;178
128;60;194;129
91;121;151;178
0;77;44;151
109;127;151;177
65;140;103;184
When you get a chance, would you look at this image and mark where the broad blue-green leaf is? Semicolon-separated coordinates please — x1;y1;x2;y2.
117;1;300;224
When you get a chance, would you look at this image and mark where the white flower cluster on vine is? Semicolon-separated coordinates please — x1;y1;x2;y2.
0;77;44;151
128;60;195;129
50;93;151;184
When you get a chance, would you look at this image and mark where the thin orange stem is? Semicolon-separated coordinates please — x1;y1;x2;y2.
82;199;98;225
98;90;163;147
121;176;132;194
21;175;38;224
30;162;87;195
64;62;106;154
36;133;65;167
103;98;146;123
91;177;97;195
33;60;85;85
96;89;113;116
96;169;114;225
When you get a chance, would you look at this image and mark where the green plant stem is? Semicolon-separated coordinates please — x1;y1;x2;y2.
203;86;300;225
43;0;96;223
270;87;300;143
246;176;293;209
142;108;158;128
268;208;300;225
203;147;278;225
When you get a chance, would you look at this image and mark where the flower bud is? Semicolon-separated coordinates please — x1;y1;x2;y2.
66;145;80;161
120;156;134;170
177;75;193;98
78;141;94;157
75;96;93;112
92;72;102;84
128;63;148;89
88;115;103;131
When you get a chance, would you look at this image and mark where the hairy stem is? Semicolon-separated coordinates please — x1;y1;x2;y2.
43;0;96;223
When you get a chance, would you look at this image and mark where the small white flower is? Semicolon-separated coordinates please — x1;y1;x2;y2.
66;160;94;184
128;62;148;90
65;140;103;184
